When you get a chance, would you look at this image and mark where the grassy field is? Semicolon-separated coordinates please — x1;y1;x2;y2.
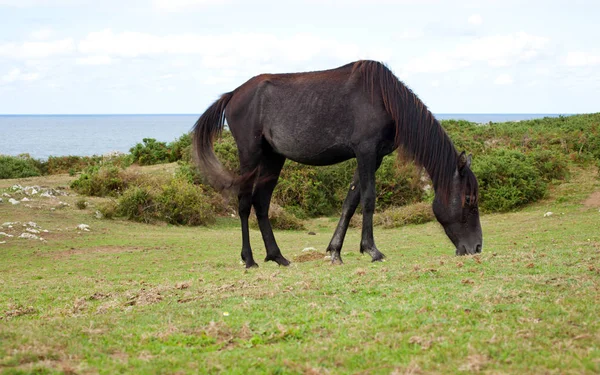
0;165;599;374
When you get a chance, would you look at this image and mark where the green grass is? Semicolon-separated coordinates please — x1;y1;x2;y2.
0;169;599;374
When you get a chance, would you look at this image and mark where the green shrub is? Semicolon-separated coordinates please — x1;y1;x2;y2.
374;156;424;209
528;148;569;182
0;155;42;179
168;133;192;162
97;201;118;219
130;138;172;166
70;164;130;197
156;178;217;226
373;202;434;228
472;149;547;212
75;199;87;210
116;186;156;223
249;203;305;230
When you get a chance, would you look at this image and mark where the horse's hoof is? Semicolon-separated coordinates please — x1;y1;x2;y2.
265;255;290;266
331;258;344;265
245;261;259;268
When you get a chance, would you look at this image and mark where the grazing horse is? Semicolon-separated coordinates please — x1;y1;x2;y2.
193;60;482;268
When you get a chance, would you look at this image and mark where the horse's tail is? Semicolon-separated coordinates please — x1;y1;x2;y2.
192;92;243;191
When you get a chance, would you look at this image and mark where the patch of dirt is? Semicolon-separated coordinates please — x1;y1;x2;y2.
293;250;325;263
583;191;600;207
2;305;37;320
459;354;489;372
125;285;170;306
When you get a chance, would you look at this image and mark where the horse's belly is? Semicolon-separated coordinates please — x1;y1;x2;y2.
272;141;355;166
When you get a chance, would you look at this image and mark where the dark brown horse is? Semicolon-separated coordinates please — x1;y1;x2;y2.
193;60;482;268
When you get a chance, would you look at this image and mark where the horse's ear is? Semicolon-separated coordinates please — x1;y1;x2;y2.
458;151;471;172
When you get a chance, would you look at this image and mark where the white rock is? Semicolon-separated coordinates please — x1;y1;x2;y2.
543;212;553;217
77;224;91;231
25;221;39;228
0;232;14;238
2;193;11;198
0;241;5;244
0;197;3;203
59;202;69;207
8;198;20;205
40;192;53;198
19;232;39;240
42;229;49;233
26;228;40;234
302;247;317;252
21;197;30;202
95;211;103;219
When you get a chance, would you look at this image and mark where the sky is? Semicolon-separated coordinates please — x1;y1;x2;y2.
0;0;598;114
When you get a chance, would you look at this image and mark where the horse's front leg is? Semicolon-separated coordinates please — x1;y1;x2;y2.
356;152;385;262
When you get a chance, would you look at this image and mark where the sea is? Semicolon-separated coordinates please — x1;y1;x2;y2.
0;113;569;160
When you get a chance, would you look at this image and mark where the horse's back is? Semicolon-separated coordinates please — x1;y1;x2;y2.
224;62;395;165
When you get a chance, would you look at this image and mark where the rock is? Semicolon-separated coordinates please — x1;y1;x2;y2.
21;197;30;202
19;232;39;240
40;192;53;198
0;232;14;238
543;212;553;217
0;241;5;244
8;198;20;205
77;224;91;231
25;221;39;228
2;193;11;198
0;198;3;203
26;228;40;234
95;211;103;219
308;231;316;235
302;247;317;252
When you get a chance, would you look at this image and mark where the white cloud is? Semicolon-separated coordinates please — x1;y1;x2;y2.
565;51;600;67
31;29;54;40
153;0;226;12
77;29;386;69
403;32;549;74
468;14;483;26
75;55;114;65
0;0;88;6
494;74;513;85
1;68;40;83
0;38;75;59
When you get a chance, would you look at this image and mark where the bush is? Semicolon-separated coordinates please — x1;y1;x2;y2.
250;203;305;230
373;202;434;228
0;155;42;179
156;179;217;226
169;133;192;162
116;186;156;223
472;149;547;212
97;201;118;219
130;138;172;166
75;199;87;210
528;148;569;182
70;164;130;197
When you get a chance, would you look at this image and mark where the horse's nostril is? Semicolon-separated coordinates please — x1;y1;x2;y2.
475;244;482;253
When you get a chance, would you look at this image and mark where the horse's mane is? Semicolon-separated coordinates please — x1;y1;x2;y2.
351;60;478;205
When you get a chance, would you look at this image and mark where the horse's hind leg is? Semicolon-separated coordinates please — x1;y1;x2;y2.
252;152;290;266
326;169;360;264
238;165;258;268
356;152;385;262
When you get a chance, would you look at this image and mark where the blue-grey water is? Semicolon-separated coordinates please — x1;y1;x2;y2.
0;113;569;159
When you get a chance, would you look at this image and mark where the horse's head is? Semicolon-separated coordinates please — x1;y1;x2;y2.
432;152;483;256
